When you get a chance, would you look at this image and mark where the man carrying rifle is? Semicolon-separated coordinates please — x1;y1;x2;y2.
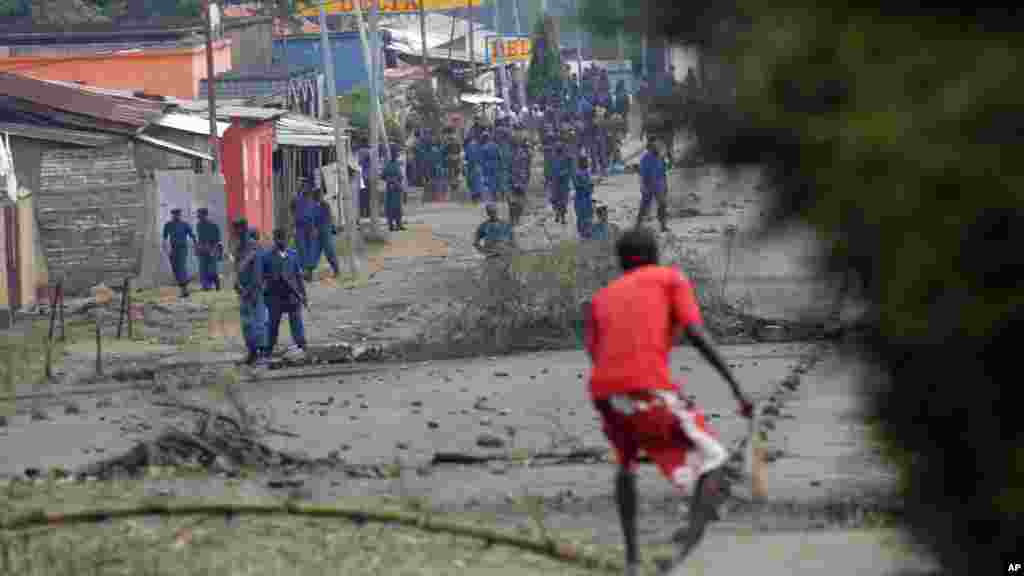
233;219;267;365
263;228;308;356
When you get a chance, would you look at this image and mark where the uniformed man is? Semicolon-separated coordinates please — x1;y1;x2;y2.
495;127;513;203
590;203;620;243
195;208;222;291
464;132;482;202
314;189;340;277
638;138;670;232
479;130;499;203
508;131;532;227
552;142;573;225
293;182;320;282
233;218;267;365
162;208;195;298
574;156;595;239
445;127;462;197
383;144;406;231
474;203;516;256
264;229;308;356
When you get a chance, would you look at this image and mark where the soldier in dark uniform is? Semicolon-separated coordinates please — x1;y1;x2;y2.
195;208;222;291
507;130;531;226
383;144;406;231
445;127;462;198
263;229;308;355
162;208;195;298
232;218;267;365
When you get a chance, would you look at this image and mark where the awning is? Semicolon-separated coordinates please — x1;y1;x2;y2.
154;112;229;137
460;93;504;105
134;134;213;161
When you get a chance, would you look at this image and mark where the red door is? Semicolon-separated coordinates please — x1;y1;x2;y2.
3;206;18;311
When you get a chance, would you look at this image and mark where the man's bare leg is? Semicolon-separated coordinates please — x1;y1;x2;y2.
615;468;640;575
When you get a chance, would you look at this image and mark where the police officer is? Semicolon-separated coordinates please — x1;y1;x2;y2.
638;137;670;232
473;203;516;256
508;131;532;227
589;203;619;243
552;142;573;225
195;208;222;291
445;126;462;197
479;130;499;203
233;218;267;365
314;189;340;277
464;131;482;202
496;127;513;203
293;181;320;282
383;143;406;231
573;156;595;239
162;208;195;298
264;229;308;355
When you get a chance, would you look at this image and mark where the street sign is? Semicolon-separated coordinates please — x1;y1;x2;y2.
485;35;532;64
297;0;481;17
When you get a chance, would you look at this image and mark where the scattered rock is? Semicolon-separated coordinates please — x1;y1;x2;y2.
0;415;6;427
498;409;511;416
30;408;49;422
810;480;822;487
427;420;440;430
340;444;351;452
781;375;800;391
757;324;788;342
318;410;328;417
494;371;510;378
23;468;40;479
396;442;410;450
488;462;507;475
479;418;492;427
96;398;114;409
328;450;341;460
268;478;304;489
410;400;423;407
476;433;505;449
359;403;369;409
64;402;82;416
761;404;781;417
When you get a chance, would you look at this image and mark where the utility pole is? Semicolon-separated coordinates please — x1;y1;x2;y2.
574;0;582;79
367;0;384;239
468;0;476;89
204;0;220;173
419;0;430;93
513;0;526;111
492;0;507;111
319;4;360;275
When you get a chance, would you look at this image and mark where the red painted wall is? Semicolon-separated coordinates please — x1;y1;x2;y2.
221;119;275;240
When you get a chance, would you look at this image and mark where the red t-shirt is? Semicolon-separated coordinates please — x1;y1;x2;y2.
585;265;704;400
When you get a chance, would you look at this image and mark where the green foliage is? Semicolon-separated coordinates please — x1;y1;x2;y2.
0;0;28;17
579;3;1023;573
526;17;562;103
338;86;371;131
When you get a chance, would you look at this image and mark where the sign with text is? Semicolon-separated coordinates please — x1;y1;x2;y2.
485;35;532;64
297;0;481;16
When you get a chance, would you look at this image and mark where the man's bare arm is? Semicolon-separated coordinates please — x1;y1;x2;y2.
684;324;752;411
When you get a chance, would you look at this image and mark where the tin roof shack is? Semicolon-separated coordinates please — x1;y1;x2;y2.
0;22;232;100
214;106;287;240
200;66;324;118
274;113;355;232
0;73;219;297
222;14;275;72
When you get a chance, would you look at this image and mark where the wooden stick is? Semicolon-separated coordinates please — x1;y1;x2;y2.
116;278;128;339
94;311;103;377
57;282;65;343
749;401;767;502
126;278;133;339
47;284;58;342
0;501;621;573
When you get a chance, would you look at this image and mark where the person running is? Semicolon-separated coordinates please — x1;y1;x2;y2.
162;208;195;298
638;138;670;233
584;227;755;576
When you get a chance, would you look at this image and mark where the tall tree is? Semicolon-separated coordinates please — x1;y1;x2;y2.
526;15;562;103
580;2;1023;574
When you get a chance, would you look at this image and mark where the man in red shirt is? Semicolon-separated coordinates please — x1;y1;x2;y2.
585;227;754;575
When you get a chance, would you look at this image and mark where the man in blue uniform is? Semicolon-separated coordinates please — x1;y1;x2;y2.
464;132;482;202
574;156;595;239
195;208;222;291
383;144;406;231
474;203;516;256
479;130;499;203
552;143;573;225
589;204;620;243
495;127;513;203
637;138;670;232
314;189;340;277
264;229;308;355
293;182;320;282
233;218;267;365
508;131;531;227
162;208;195;298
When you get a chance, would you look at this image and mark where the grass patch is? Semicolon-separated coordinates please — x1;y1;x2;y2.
0;478;628;575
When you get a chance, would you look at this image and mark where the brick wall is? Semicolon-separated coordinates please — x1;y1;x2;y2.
36;143;144;295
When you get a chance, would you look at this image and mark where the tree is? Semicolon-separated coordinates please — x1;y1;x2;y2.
526;16;562;104
580;2;1023;574
0;0;28;17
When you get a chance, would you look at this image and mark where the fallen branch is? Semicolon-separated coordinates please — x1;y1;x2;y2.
0;501;622;573
431;447;610;466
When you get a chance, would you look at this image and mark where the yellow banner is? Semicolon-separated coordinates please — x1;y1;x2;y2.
297;0;482;16
487;36;532;63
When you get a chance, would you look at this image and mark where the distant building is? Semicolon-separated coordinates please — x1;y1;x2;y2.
0;22;232;99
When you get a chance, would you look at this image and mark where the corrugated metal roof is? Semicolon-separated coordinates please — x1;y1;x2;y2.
0;122;122;147
134;134;213;161
276;113;349;148
0;73;166;128
154;112;229;137
210;106;288;121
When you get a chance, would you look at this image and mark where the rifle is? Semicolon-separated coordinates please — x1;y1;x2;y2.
272;253;309;311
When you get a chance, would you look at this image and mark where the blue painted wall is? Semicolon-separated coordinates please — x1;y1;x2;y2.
272;32;385;95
